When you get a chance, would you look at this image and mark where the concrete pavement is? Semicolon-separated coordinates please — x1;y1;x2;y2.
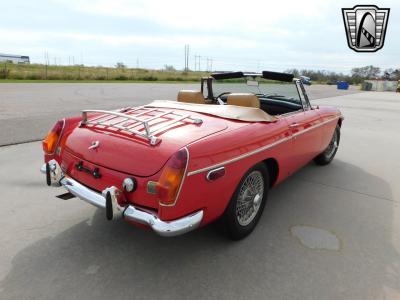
0;89;399;299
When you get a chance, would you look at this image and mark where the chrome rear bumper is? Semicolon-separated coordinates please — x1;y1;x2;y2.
41;161;203;237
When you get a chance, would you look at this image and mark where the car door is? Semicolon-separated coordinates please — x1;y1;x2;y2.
286;80;323;172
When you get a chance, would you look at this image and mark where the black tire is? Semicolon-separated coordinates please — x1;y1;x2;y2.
220;163;269;240
314;124;341;166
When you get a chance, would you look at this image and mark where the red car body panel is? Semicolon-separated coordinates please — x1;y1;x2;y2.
44;104;342;228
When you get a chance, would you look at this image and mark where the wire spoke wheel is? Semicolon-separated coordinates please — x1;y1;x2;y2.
314;125;341;166
325;129;338;158
236;170;264;226
220;163;269;240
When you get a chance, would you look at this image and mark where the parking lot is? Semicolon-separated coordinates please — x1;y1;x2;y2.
0;83;360;146
0;84;399;299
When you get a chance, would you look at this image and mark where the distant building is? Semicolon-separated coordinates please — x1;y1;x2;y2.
0;53;30;64
363;79;397;92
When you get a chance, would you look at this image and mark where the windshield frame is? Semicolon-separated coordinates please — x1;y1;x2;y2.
201;72;312;113
209;77;303;103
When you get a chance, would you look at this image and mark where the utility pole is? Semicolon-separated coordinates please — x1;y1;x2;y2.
44;51;49;79
186;45;189;71
184;44;190;71
198;56;201;72
194;55;205;71
136;58;139;69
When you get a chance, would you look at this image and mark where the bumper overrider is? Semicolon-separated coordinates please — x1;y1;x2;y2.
41;160;203;237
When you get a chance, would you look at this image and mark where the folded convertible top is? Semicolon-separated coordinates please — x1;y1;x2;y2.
146;100;277;122
210;70;294;82
262;71;294;82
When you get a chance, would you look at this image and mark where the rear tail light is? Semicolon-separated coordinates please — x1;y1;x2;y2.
42;120;65;154
156;148;188;206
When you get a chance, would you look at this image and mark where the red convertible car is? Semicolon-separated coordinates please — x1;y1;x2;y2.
41;71;343;239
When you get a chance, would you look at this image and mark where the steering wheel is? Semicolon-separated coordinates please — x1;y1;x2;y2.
216;92;231;99
214;92;231;105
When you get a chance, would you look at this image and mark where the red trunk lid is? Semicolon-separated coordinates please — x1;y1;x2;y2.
64;109;227;177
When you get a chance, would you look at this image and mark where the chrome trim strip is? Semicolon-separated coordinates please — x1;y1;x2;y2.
206;167;226;181
187;136;292;176
187;116;339;176
292;116;339;137
294;79;306;112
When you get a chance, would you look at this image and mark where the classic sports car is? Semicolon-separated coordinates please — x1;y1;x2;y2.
300;75;312;85
41;71;343;240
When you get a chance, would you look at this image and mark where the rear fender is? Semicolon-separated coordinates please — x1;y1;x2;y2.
159;121;290;223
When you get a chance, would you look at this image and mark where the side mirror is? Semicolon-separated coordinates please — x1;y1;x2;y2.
246;80;259;87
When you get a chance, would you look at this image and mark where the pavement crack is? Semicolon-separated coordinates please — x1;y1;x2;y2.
295;178;398;204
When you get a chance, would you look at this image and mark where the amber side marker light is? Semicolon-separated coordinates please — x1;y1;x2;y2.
156;148;188;206
42;120;64;154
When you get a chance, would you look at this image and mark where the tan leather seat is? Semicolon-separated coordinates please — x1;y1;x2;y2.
227;93;260;108
177;90;206;104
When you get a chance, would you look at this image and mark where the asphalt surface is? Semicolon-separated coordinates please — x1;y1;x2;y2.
0;83;360;146
1;86;400;299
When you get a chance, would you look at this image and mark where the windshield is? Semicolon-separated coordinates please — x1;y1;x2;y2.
212;77;301;105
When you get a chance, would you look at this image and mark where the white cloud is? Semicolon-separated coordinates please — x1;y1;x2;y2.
53;0;329;31
3;0;399;71
0;28;261;49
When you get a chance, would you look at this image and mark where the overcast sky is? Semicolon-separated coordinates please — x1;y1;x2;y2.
1;0;398;73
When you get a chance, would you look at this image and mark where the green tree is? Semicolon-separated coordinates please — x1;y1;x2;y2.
115;62;126;68
164;64;176;71
351;65;380;79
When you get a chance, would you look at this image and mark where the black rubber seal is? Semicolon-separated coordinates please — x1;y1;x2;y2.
105;191;113;221
211;72;244;80
262;71;294;82
46;163;51;186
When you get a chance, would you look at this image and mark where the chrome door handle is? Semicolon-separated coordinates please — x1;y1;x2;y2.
289;123;302;127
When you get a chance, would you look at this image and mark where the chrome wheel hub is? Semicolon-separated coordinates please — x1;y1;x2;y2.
253;194;261;206
236;170;264;226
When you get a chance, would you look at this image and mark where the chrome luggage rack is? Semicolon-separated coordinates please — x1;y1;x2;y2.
80;106;203;145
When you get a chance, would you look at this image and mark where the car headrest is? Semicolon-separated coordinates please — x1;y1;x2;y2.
227;93;260;108
177;90;206;104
